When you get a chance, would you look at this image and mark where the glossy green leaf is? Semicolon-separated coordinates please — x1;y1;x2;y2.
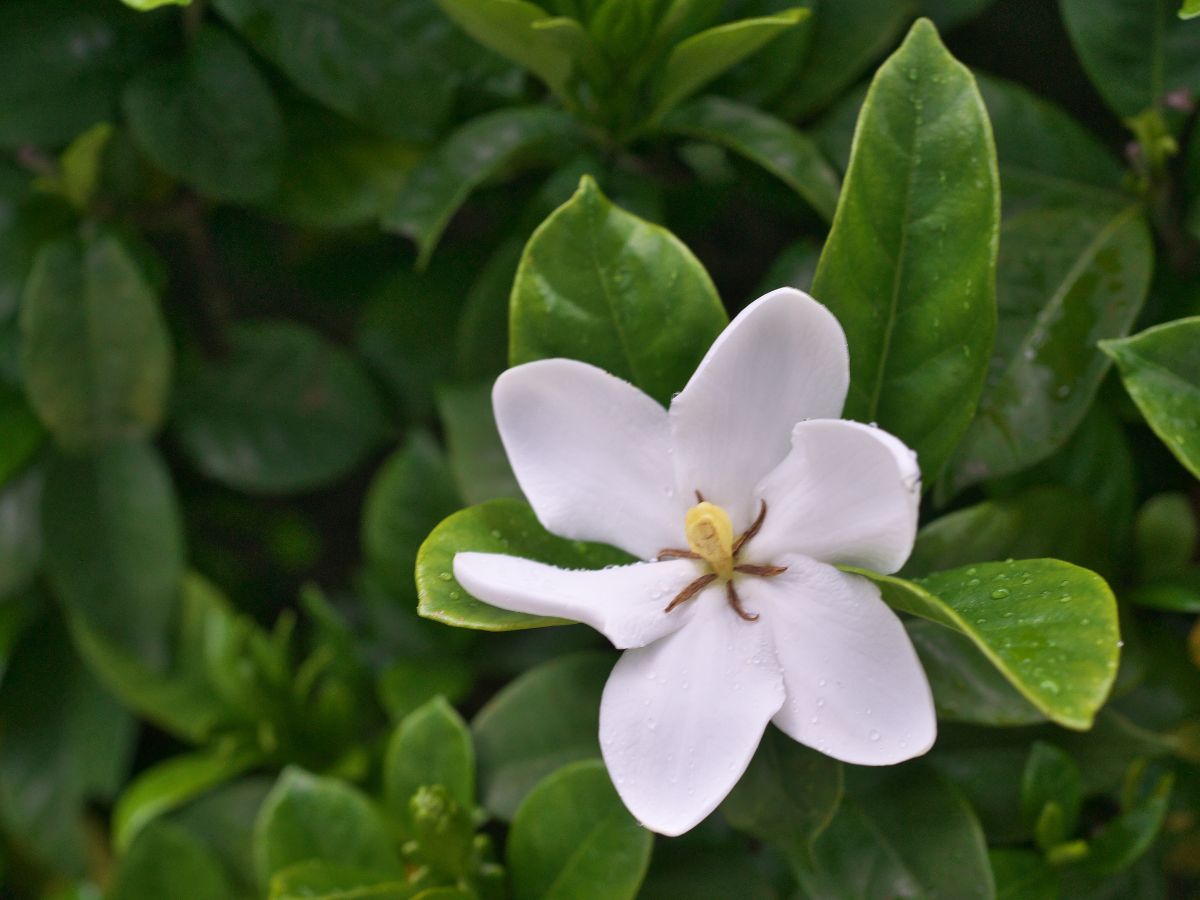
989;849;1058;900
507;760;652;900
510;175;726;406
20;231;172;450
859;558;1120;729
1101;316;1200;479
797;766;994;900
1021;742;1082;846
212;0;487;143
436;382;520;505
385;107;578;268
941;204;1153;496
363;434;461;600
0;1;147;147
811;19;999;483
269;862;411;900
113;744;264;853
721;727;842;860
384;697;475;830
975;74;1126;214
124;27;283;202
43;440;183;668
0;614;135;874
1060;0;1200;116
661;96;839;221
110;820;233;900
417;499;631;631
649;8;807;121
473;652;610;819
0;467;42;600
173;320;386;495
906;618;1045;726
254;768;402;885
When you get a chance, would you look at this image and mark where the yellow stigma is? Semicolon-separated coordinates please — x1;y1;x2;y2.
685;501;735;581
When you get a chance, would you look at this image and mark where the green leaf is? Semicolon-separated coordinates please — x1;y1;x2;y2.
811;19;999;483
32;121;114;211
436;382;521;505
384;107;579;268
1021;742;1082;847
1101;316;1200;479
169;776;273;895
417;498;631;631
797;766;994;900
473;652;610;820
661;96;839;221
906;618;1045;726
1060;0;1200;116
974;74;1126;214
721;727;842;861
0;467;43;600
1134;492;1196;579
858;558;1120;729
0;1;148;147
989;849;1058;900
941;204;1153;497
1185;0;1200;19
919;0;996;28
113;744;265;853
1128;569;1200;613
211;0;487;143
649;8;808;121
123;0;191;8
20;231;172;450
173;320;386;495
253;768;402;886
43;440;183;668
0;613;135;875
363;434;461;600
110;820;234;900
507;760;652;900
384;697;475;830
1084;772;1172;874
123;27;284;202
268;862;411;900
510;175;726;406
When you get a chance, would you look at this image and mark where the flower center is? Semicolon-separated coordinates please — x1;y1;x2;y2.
657;496;788;622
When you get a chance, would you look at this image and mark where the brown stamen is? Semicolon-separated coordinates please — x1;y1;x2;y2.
726;582;759;621
664;573;717;613
656;548;700;561
694;489;706;503
732;500;768;555
734;563;788;577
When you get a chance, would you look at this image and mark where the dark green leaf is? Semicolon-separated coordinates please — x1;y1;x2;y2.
507;760;652;900
363;434;461;600
123;27;284;202
1101;316;1200;479
989;849;1058;900
811;19;999;483
721;727;842;860
110;820;234;900
1134;492;1196;579
941;204;1153;497
384;697;475;830
860;558;1120;729
171;777;273;896
661;96;839;221
436;382;520;505
253;767;402;885
416;499;631;631
268;862;411;900
43;440;183;668
510;175;726;406
1021;742;1082;846
1060;0;1200;116
20;231;172;450
473;652;610;819
384;107;579;268
919;0;997;28
0;466;42;600
1128;569;1200;613
173;320;386;495
798;766;994;900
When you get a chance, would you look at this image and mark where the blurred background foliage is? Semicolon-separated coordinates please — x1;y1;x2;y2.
0;0;1199;897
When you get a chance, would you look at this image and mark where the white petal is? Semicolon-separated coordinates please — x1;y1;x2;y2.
453;553;705;649
750;419;921;574
494;359;684;559
669;289;850;529
599;602;784;836
751;556;935;766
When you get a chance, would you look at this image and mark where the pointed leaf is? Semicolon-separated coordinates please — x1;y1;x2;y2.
384;697;475;830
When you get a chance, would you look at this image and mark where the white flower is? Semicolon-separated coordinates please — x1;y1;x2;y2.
454;288;935;836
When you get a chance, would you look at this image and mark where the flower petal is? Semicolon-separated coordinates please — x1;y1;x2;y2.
669;289;850;529
749;419;920;574
599;602;784;836
453;553;705;649
750;555;935;766
493;358;685;559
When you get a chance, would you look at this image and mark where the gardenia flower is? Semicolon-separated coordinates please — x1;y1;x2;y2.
454;288;935;836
